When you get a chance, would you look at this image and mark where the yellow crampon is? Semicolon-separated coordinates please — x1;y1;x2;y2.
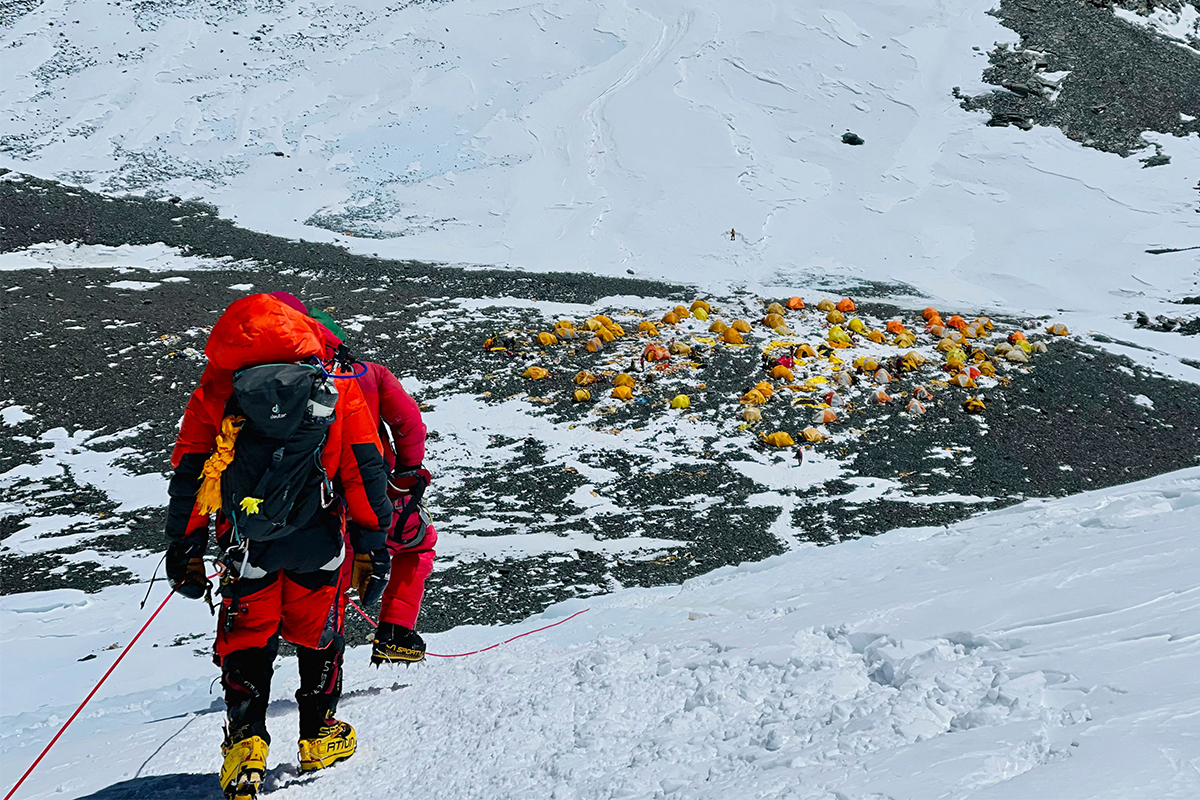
219;735;268;799
195;415;245;515
298;720;357;772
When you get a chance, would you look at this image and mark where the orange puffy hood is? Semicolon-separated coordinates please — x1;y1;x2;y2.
205;294;326;371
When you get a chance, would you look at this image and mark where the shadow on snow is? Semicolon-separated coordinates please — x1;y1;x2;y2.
77;765;316;799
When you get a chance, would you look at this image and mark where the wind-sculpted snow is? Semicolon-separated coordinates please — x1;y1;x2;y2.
2;0;1198;361
327;628;1068;798
4;469;1198;799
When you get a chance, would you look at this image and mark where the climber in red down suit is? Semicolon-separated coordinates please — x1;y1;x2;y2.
267;292;438;666
349;358;438;664
164;293;394;799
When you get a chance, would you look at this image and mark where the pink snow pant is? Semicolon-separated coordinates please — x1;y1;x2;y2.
380;511;437;629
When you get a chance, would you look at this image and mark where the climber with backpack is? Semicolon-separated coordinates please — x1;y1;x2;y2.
267;292;438;666
343;360;436;665
163;293;393;800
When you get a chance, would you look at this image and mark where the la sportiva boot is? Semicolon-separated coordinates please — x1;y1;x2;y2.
371;622;426;665
298;719;356;772
295;640;353;771
219;645;275;799
219;735;268;799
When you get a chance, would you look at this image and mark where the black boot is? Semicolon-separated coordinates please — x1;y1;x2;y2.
220;642;277;799
221;641;277;747
295;636;345;740
295;636;355;772
372;622;426;665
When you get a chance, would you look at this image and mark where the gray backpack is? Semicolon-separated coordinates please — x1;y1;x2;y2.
222;362;339;542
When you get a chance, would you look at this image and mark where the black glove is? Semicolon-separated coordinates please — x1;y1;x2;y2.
351;548;391;606
165;539;208;600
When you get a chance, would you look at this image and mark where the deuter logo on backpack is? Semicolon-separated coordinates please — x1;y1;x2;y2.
221;362;339;542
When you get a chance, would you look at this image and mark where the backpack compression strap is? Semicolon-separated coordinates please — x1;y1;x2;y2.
235;436;332;530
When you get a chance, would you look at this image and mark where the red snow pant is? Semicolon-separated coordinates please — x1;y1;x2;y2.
380;518;437;629
344;503;437;629
345;494;439;633
215;567;348;742
215;567;346;658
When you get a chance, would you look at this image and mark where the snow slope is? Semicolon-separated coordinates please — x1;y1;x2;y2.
3;0;1198;351
0;241;244;273
3;2;1200;795
1115;3;1200;54
4;467;1198;800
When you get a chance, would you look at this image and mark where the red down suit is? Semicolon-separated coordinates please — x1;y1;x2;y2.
354;361;438;630
165;293;392;657
268;290;437;630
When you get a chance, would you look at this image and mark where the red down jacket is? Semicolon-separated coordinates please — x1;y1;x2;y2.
165;294;393;573
269;291;425;469
358;361;426;470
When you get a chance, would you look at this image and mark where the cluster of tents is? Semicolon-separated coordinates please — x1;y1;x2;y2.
735;299;1067;447
485;297;1069;450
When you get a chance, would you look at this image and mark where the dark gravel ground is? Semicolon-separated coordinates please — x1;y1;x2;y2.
4;173;1200;646
0;170;683;302
959;0;1200;160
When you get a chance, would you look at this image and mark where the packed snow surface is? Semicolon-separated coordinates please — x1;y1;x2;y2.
3;1;1199;328
0;241;242;273
3;468;1199;799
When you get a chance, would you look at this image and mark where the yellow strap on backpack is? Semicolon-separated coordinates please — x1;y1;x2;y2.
195;415;245;515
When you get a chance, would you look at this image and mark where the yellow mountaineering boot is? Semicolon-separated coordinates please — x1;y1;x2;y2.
219;735;268;799
298;719;357;772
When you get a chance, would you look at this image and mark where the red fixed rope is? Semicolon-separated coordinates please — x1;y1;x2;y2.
5;586;179;800
5;582;588;800
346;598;589;659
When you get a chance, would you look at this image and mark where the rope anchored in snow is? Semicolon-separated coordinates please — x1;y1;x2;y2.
4;581;191;800
5;578;589;800
346;598;589;659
